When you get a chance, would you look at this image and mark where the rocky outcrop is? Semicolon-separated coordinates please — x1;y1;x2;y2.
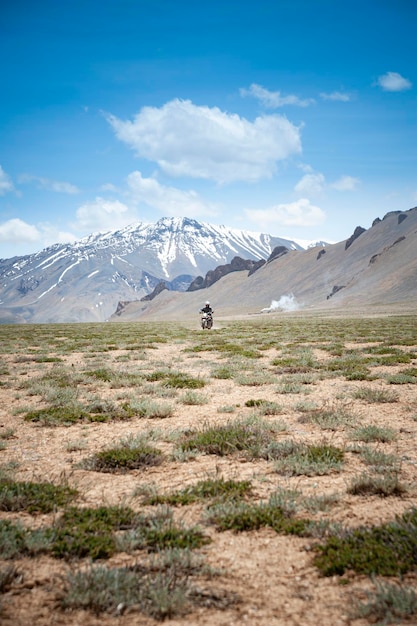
327;285;345;299
141;281;168;301
266;246;289;263
345;226;366;250
187;256;262;291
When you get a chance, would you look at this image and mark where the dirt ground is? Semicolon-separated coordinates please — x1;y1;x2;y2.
0;318;416;626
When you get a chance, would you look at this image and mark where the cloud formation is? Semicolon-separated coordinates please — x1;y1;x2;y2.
18;174;79;194
240;83;315;108
320;91;351;102
0;218;40;243
331;175;360;191
294;171;360;194
126;171;217;218
376;72;412;92
74;197;137;232
0;218;76;250
0;166;14;195
244;198;325;229
294;173;325;195
107;99;302;184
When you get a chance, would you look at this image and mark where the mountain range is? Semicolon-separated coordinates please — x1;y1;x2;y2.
0;217;303;323
110;207;417;323
1;209;416;325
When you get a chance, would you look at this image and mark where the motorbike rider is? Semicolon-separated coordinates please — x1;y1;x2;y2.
200;301;213;315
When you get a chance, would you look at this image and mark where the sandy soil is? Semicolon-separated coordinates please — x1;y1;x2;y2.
0;320;416;626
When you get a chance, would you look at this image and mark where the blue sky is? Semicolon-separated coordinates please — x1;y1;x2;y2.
1;0;416;258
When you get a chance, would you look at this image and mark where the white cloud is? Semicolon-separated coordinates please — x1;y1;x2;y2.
0;166;14;195
320;91;351;102
18;174;79;194
240;83;315;108
295;173;325;195
0;218;40;243
244;198;325;229
376;72;412;92
106;99;302;184
0;218;77;252
127;171;217;218
331;175;360;191
74;197;137;232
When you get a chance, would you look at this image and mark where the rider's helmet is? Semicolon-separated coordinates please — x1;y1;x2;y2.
205;301;210;305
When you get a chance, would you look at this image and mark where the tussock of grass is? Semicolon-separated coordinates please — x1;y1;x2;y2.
262;440;344;476
351;424;397;443
143;477;252;506
145;370;205;389
298;403;356;430
178;416;275;458
352;579;417;624
351;445;399;470
352;387;399;403
180;390;208;405
244;398;283;415
386;373;417;384
129;398;175;418
347;472;406;497
61;547;235;620
206;497;309;536
62;563;188;619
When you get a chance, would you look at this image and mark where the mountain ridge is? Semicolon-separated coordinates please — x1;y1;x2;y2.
0;217;303;323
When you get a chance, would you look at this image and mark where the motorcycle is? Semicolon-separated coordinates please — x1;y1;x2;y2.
200;311;213;329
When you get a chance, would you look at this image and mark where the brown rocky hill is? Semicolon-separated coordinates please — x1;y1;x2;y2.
110;207;417;322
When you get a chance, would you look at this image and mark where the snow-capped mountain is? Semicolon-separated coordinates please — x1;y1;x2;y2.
0;217;303;323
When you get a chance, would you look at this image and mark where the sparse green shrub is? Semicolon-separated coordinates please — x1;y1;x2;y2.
24;404;91;425
314;508;417;576
83;367;115;382
51;505;136;560
81;443;163;473
0;479;78;513
245;399;283;415
206;497;309;535
211;365;234;379
0;520;31;559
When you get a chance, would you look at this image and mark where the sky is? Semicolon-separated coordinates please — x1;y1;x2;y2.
1;0;416;259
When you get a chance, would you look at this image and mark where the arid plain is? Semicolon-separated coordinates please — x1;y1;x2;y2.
0;311;416;625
